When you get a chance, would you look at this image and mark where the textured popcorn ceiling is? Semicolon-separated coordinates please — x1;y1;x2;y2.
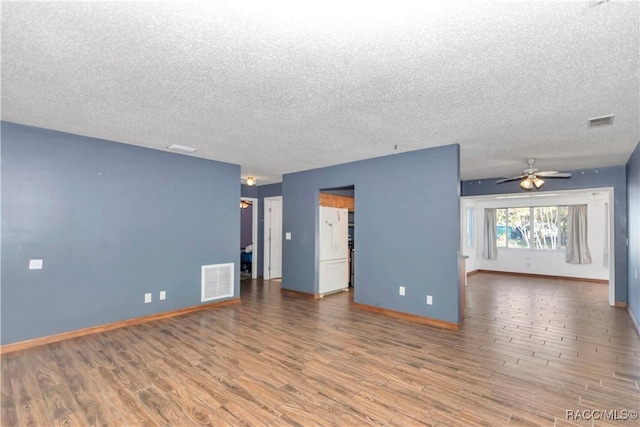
2;1;638;184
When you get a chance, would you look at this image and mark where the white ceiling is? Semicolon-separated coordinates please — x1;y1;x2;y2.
2;1;639;184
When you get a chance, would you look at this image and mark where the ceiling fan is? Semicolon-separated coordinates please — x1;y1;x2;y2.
496;159;572;190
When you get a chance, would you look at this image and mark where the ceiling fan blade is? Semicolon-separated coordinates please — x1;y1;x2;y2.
496;174;526;184
536;171;572;178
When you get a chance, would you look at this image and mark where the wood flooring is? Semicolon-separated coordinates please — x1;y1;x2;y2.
1;273;639;426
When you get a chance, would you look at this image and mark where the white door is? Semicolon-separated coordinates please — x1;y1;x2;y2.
319;259;348;294
319;207;348;261
319;207;336;261
264;196;283;279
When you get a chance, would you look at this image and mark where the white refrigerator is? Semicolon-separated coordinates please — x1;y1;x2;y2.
319;206;349;294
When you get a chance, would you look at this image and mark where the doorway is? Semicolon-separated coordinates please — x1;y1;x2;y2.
264;196;283;280
460;187;616;306
241;197;258;279
318;186;355;293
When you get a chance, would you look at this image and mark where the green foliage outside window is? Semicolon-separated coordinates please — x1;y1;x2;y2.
496;206;567;250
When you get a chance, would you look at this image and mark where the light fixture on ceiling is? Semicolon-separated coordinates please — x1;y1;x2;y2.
167;143;198;153
246;176;256;186
520;175;544;190
240;200;252;209
497;159;571;191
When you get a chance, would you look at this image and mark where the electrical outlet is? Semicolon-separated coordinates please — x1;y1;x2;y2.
145;293;152;303
426;295;433;305
399;286;405;296
29;259;43;270
160;291;166;300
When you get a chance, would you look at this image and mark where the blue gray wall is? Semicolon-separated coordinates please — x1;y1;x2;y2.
1;122;240;345
241;184;259;199
462;165;628;304
282;145;461;323
627;142;640;323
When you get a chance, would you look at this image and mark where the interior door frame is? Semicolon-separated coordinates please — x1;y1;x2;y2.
241;197;259;279
263;196;283;280
606;188;615;306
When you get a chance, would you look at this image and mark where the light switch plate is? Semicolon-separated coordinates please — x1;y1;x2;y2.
160;291;166;300
285;232;291;240
145;293;152;303
29;259;43;270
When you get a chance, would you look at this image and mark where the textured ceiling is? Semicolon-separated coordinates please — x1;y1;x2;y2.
2;1;639;184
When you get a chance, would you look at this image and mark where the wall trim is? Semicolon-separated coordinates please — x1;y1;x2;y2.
281;288;321;300
628;307;640;336
474;269;609;284
352;303;461;331
467;270;481;276
0;298;241;355
614;301;628;308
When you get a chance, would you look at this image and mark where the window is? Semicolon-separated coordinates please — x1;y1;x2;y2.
533;206;568;249
466;207;474;248
496;206;567;250
508;207;531;248
496;208;507;247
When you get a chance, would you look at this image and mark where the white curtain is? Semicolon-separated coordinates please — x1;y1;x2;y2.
482;208;497;260
566;204;592;264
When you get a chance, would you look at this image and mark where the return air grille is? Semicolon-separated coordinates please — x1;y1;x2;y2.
587;115;614;128
201;263;234;302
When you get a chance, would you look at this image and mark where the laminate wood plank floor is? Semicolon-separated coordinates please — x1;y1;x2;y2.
1;273;639;426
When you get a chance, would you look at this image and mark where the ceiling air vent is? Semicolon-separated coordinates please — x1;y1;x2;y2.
167;143;198;153
587;115;614;128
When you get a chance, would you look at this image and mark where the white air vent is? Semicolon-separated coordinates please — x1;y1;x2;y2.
201;263;234;302
588;115;614;128
167;143;198;153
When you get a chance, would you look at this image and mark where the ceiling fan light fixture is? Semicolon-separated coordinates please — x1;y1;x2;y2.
520;178;533;190
520;176;544;190
532;177;545;189
246;176;255;186
499;159;564;189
